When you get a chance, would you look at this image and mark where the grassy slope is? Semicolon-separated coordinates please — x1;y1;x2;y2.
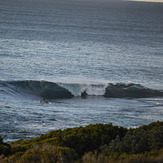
0;121;163;163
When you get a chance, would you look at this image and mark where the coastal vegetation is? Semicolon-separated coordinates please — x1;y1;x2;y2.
0;121;163;163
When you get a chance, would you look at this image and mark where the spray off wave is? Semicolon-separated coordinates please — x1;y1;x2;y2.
0;80;163;99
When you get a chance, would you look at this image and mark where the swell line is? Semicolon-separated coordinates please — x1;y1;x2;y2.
0;80;163;99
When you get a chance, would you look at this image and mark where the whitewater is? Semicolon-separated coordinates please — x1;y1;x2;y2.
0;0;163;142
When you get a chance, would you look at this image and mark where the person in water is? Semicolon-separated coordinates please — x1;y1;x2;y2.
40;97;48;104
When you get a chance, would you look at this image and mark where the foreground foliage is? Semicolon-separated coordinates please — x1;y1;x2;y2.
0;136;11;156
0;121;163;163
82;149;163;163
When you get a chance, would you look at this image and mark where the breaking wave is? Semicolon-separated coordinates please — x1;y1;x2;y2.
0;80;163;99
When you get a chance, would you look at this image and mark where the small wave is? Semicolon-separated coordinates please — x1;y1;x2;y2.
0;103;12;108
0;80;163;99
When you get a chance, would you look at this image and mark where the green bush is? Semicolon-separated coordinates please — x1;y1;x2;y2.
82;149;163;163
60;124;127;156
3;145;77;163
10;123;127;157
101;123;163;154
82;151;108;163
0;136;11;156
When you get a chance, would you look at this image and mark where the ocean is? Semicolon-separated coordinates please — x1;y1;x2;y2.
0;0;163;142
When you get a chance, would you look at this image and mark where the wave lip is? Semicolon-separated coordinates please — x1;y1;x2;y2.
105;83;163;98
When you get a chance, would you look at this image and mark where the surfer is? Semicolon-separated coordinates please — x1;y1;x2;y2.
39;97;48;104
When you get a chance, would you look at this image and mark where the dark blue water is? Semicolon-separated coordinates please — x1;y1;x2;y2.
0;0;163;142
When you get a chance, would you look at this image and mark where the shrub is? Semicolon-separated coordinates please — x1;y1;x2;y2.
82;151;108;163
0;136;11;156
3;145;77;163
61;124;127;156
10;124;127;157
103;124;163;154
